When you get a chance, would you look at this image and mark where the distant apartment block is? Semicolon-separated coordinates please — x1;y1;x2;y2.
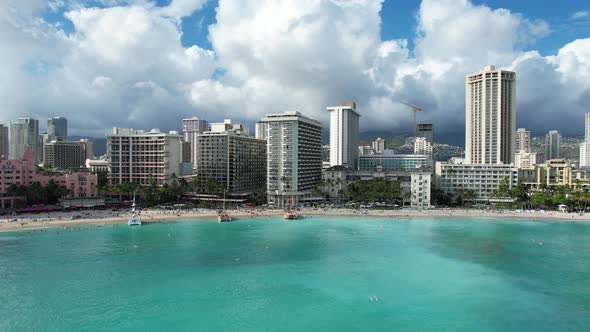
44;138;87;170
515;128;531;153
372;137;385;154
414;137;433;158
545;130;561;160
47;117;67;139
465;65;516;164
182;117;210;172
260;111;323;207
107;128;182;186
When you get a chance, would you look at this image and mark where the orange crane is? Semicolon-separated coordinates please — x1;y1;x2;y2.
399;101;423;144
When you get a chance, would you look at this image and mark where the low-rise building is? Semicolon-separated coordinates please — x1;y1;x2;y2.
0;148;97;208
414;137;432;158
515;151;541;170
527;159;590;190
435;162;518;201
86;158;109;172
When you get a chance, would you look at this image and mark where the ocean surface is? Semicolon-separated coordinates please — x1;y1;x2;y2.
1;216;590;331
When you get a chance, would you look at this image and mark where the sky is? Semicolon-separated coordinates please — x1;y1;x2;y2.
0;0;589;145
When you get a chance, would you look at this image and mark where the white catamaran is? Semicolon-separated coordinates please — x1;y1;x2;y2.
128;191;141;226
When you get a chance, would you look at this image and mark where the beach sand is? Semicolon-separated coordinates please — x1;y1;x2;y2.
1;207;589;233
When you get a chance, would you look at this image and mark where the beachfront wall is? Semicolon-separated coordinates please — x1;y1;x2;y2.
0;149;98;208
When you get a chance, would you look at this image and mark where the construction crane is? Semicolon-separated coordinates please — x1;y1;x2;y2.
399;101;423;144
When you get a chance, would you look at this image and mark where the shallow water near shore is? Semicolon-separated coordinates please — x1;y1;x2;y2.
1;216;590;331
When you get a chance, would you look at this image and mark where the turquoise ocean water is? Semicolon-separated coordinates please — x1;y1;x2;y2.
1;216;590;331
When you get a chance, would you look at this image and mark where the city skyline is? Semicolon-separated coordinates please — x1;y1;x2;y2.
0;0;588;143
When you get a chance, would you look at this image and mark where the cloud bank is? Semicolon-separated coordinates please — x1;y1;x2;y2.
0;0;588;142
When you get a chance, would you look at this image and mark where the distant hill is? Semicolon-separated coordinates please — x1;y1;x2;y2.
531;136;582;161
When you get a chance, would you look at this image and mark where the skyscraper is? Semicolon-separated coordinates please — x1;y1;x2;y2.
0;124;8;158
9;118;39;160
47;117;67;139
545;130;561;160
515;128;531;153
182;117;210;172
260;111;322;208
327;101;360;170
465;65;516;164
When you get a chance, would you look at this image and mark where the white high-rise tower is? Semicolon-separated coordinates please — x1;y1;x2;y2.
465;65;516;164
581;113;590;167
327;101;360;170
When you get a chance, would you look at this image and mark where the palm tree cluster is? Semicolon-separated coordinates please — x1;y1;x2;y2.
7;180;69;207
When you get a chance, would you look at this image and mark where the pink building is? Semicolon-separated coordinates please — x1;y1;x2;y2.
0;148;97;208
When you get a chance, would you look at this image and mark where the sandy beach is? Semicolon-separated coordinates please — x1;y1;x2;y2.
1;207;590;233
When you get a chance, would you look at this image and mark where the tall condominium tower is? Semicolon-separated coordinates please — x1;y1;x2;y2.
581;113;590;167
9;118;39;160
515;128;531;153
0;124;8;158
545;130;561;160
182;117;210;172
107;128;182;186
47;117;67;139
260;111;322;208
465;65;516;164
327;101;360;170
416;123;434;144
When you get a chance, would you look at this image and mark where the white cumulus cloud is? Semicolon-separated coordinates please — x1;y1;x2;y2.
0;0;589;143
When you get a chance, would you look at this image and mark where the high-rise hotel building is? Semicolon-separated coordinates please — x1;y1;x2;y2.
260;112;322;207
327;101;360;170
195;121;266;197
465;65;516;164
107;128;182;186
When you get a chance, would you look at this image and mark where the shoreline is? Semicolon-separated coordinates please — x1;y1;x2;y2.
1;208;590;233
